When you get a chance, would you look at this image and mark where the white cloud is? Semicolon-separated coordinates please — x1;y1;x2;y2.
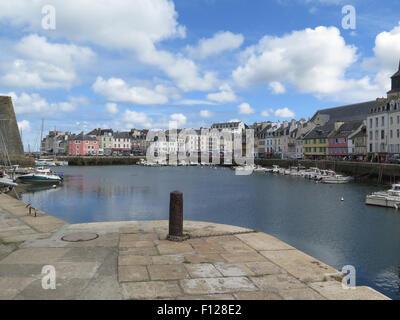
1;34;94;89
238;102;255;115
200;110;212;118
0;0;217;92
261;110;270;117
123;110;153;128
187;31;244;59
4;92;77;114
274;107;295;118
233;26;383;101
207;84;237;103
368;23;400;92
17;120;31;132
0;0;185;50
169;113;187;127
92;77;169;105
106;103;119;115
177;99;216;106
269;81;286;94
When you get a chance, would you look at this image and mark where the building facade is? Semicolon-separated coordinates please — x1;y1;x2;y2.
68;133;99;156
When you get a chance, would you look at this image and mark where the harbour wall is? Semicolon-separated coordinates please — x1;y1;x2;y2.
57;156;142;166
255;159;400;185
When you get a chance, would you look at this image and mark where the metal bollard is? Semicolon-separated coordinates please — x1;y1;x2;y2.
167;190;188;241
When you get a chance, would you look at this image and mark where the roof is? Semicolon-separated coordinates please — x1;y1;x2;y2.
69;132;97;141
304;123;335;139
88;128;114;136
312;100;377;123
114;131;131;139
391;60;400;78
352;127;367;139
211;121;243;128
331;121;363;138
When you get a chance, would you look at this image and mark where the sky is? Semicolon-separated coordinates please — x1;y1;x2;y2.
1;0;400;151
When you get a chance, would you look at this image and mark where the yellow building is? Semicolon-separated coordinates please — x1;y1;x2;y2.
303;123;334;159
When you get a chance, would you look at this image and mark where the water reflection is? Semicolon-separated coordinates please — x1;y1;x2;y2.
20;165;400;299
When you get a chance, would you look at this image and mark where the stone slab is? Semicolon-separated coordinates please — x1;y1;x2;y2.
118;265;149;283
180;277;258;295
236;232;295;251
259;249;339;283
184;264;222;278
148;264;190;281
121;281;182;299
309;281;390;300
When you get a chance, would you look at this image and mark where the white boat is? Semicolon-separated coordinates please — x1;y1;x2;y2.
35;166;52;174
17;172;62;184
253;165;267;173
35;158;56;166
271;165;280;174
321;175;353;184
0;177;18;187
366;184;400;208
234;165;254;175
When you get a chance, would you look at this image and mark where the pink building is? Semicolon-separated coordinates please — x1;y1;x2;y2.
68;133;99;156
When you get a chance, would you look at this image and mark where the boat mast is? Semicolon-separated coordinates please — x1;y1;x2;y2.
40;118;44;155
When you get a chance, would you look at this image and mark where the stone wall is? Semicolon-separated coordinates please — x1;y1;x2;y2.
0;96;24;163
255;159;400;185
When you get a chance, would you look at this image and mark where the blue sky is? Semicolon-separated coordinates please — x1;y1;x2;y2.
1;0;400;151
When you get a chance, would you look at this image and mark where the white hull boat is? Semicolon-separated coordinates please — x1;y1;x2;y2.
17;173;62;184
321;175;353;184
366;184;400;209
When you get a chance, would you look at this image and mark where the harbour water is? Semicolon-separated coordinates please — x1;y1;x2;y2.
21;165;400;299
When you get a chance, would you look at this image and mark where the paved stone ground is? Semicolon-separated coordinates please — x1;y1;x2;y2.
0;194;390;300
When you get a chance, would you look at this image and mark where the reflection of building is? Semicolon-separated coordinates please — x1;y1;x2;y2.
0;96;24;160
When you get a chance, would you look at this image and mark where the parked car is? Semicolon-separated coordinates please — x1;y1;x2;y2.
387;154;400;164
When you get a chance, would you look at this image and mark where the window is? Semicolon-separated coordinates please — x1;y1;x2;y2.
376;118;378;127
397;129;399;138
370;118;373;128
382;117;385;126
381;130;385;140
369;131;372;140
391;130;393;139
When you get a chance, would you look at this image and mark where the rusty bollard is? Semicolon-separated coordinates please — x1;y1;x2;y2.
167;191;189;241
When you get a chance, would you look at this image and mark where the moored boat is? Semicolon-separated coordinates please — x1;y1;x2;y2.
366;184;400;209
321;175;353;184
17;172;62;184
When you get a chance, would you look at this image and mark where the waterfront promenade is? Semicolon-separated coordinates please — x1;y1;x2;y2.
0;193;389;300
